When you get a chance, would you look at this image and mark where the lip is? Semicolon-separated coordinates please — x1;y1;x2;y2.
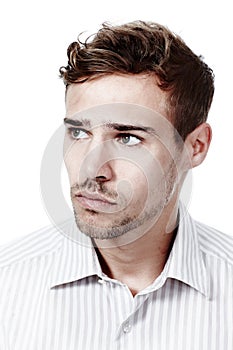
75;191;117;211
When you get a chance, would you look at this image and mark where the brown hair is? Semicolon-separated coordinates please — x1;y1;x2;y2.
60;21;214;140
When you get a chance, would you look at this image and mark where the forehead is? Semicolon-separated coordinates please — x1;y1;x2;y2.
65;103;160;129
65;74;169;121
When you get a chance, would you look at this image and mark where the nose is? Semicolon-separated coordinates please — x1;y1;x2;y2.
79;140;114;183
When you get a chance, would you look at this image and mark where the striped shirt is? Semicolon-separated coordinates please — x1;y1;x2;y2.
0;203;233;350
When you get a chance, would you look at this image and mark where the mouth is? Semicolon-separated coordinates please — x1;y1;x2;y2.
74;191;117;211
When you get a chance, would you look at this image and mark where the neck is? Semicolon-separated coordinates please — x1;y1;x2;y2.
94;200;179;296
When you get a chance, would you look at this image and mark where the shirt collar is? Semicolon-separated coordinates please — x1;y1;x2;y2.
50;203;209;298
50;220;102;288
165;202;209;297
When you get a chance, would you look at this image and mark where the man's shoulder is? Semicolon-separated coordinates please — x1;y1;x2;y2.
195;220;233;266
0;222;68;269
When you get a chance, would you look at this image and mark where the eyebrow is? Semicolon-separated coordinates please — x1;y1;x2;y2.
105;122;156;134
64;118;91;127
64;118;156;134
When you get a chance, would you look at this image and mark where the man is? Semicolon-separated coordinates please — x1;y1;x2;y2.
0;21;232;349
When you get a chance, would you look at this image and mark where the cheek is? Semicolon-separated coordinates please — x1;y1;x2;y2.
113;167;148;214
115;161;167;218
148;142;178;178
135;153;166;188
63;142;83;185
115;161;156;203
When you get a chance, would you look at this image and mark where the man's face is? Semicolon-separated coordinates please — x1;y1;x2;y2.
64;74;184;242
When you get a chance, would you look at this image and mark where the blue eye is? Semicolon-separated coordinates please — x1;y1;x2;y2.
69;128;89;140
117;134;142;146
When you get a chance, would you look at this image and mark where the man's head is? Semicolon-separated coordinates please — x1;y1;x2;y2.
60;20;214;141
60;21;214;244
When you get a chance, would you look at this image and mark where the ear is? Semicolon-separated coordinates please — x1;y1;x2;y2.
184;123;212;168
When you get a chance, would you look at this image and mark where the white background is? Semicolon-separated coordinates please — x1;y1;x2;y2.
0;0;232;245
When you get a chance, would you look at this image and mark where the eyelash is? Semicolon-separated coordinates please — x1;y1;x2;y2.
67;127;89;139
116;133;143;146
67;127;143;145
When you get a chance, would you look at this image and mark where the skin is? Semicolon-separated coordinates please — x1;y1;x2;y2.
64;74;212;296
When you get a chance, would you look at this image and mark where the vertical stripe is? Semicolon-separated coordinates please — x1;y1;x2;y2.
0;205;233;349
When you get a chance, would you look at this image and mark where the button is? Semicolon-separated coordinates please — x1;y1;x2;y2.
123;322;132;333
98;278;105;284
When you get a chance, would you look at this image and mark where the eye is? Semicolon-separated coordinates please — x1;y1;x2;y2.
68;128;89;140
117;134;142;146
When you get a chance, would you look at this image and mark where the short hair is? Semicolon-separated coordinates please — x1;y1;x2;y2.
60;21;215;140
